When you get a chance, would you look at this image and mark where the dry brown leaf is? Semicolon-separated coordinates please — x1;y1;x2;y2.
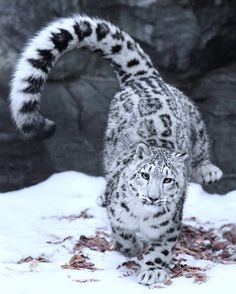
78;209;94;219
194;273;208;284
55;209;94;222
17;256;33;264
61;254;97;271
17;256;49;264
222;226;236;244
57;219;236;286
211;241;229;251
72;278;99;283
35;256;49;263
176;223;236;264
170;221;236;283
47;235;73;245
74;234;112;252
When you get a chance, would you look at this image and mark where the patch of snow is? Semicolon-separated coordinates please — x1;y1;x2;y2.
185;183;236;225
0;171;235;293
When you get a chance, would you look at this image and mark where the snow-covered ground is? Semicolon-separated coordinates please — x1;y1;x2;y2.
0;171;236;294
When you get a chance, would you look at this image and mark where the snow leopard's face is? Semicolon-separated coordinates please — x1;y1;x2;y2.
128;143;188;209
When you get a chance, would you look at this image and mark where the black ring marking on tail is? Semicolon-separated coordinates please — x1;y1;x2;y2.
22;124;34;134
20;100;38;114
28;58;49;74
112;29;124;41
21;118;56;139
73;20;92;41
22;76;44;94
127;58;140;68
127;40;135;50
27;49;55;74
111;44;122;54
51;28;73;53
37;49;55;66
96;22;110;41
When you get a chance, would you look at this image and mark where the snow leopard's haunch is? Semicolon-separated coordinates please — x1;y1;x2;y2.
9;14;223;285
9;14;154;138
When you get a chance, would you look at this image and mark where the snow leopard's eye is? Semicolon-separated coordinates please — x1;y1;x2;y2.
163;177;173;184
141;172;149;180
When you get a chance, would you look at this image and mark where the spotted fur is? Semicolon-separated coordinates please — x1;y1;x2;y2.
9;14;223;285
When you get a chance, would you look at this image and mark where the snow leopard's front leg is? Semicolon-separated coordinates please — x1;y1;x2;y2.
137;230;179;285
137;241;172;284
190;105;223;184
111;225;142;257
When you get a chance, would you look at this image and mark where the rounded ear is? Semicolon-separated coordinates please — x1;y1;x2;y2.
134;143;151;160
171;152;188;162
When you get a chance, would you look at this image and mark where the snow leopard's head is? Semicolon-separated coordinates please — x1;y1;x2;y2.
128;143;188;208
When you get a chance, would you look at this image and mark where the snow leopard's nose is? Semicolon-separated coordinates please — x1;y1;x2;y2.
148;196;157;203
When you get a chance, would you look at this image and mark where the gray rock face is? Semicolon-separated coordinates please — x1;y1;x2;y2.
0;0;235;193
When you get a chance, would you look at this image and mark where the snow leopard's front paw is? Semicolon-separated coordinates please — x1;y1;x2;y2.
137;268;169;285
195;162;223;184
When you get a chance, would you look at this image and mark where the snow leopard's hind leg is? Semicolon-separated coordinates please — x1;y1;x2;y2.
190;105;223;184
111;226;142;257
96;194;107;207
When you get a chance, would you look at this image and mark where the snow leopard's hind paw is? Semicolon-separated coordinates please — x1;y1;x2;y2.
96;194;107;207
194;162;223;184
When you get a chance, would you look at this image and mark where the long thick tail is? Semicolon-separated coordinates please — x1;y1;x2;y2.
9;14;156;139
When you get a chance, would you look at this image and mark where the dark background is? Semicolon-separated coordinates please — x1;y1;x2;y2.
0;0;235;193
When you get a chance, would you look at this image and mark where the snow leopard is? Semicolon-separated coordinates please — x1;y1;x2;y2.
9;14;222;285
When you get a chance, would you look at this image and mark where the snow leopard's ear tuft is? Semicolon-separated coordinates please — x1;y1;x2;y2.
134;143;151;160
171;152;188;162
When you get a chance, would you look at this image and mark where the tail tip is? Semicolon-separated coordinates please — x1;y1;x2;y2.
20;118;56;140
36;118;56;140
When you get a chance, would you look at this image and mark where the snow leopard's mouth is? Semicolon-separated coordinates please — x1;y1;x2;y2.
142;199;167;206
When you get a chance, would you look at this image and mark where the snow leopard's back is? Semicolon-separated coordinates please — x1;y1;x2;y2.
103;74;194;174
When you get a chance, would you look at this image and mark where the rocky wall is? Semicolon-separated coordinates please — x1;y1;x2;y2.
0;0;235;193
